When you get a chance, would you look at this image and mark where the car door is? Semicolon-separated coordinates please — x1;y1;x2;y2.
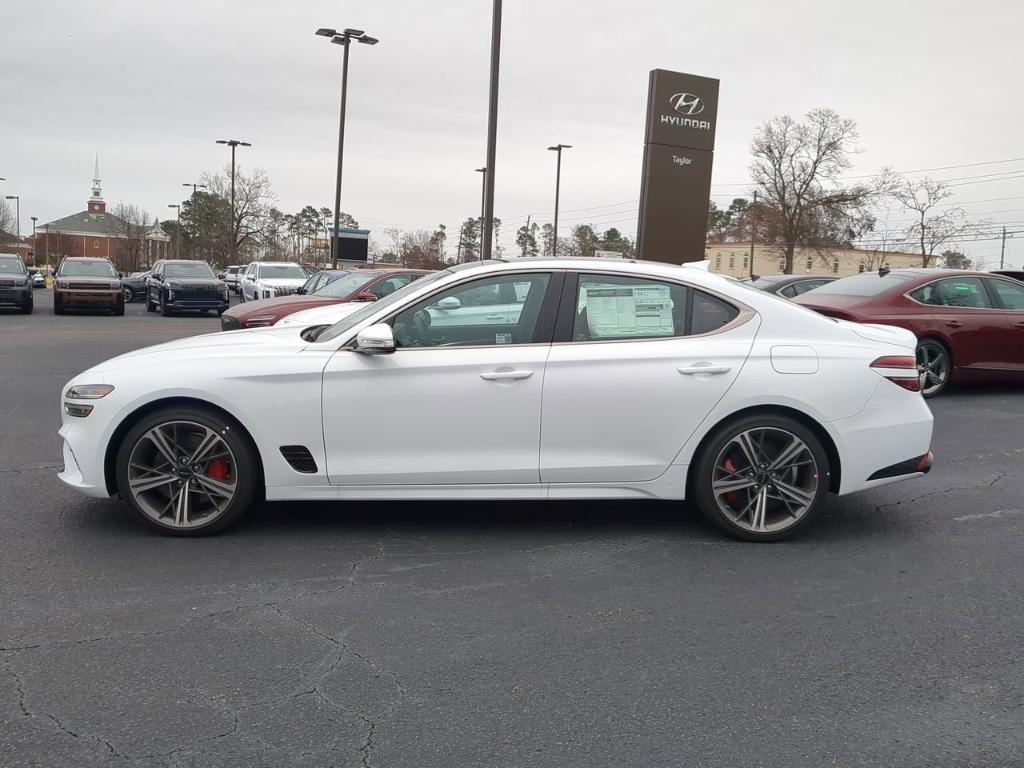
540;272;757;484
909;276;1002;368
321;271;562;485
984;277;1024;368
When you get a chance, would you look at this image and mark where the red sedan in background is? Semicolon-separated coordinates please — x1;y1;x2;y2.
793;269;1024;397
220;269;429;331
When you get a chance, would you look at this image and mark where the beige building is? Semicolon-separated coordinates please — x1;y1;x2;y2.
704;243;923;279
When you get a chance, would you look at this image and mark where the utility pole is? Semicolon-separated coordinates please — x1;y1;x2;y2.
1000;226;1007;269
547;144;571;256
481;0;502;261
30;216;38;266
475;167;487;260
749;190;757;278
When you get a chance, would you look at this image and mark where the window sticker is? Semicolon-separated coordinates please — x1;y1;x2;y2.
584;284;674;338
495;332;512;345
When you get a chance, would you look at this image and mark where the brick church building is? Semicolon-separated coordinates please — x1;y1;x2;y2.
31;158;170;272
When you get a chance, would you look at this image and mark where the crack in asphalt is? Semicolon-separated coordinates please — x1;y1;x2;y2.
872;471;1009;515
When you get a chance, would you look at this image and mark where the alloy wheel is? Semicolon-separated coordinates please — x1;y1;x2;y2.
123;288;132;303
916;341;948;397
126;420;237;529
711;427;819;534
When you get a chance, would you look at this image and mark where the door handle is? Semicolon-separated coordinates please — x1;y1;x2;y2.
945;320;963;328
1014;321;1024;329
484;314;505;320
480;370;534;381
677;364;731;376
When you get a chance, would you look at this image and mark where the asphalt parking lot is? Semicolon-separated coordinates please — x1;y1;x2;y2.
2;289;1023;767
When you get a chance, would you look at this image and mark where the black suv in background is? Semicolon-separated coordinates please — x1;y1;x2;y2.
0;253;33;313
146;260;230;316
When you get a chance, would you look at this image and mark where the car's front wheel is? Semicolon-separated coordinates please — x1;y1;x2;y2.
115;406;260;535
123;288;133;303
916;339;950;398
160;291;172;317
691;414;830;542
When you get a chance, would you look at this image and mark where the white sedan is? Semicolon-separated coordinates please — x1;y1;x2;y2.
58;258;933;541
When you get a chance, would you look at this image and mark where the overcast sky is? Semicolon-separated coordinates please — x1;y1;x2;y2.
3;0;1022;266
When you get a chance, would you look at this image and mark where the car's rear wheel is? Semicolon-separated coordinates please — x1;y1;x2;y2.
916;339;950;398
115;407;260;535
692;414;830;542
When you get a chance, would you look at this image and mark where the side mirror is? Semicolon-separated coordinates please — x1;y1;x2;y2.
118;271;124;278
435;296;461;310
354;323;396;355
354;291;378;302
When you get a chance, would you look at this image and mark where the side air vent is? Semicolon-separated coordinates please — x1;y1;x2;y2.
279;445;318;474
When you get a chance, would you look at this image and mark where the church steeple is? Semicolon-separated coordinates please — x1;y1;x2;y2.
88;153;106;213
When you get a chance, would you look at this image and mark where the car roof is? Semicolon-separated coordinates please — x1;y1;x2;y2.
61;256;111;262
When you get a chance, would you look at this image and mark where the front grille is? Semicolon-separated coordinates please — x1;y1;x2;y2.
0;279;18;288
67;282;110;290
280;445;318;474
177;287;223;301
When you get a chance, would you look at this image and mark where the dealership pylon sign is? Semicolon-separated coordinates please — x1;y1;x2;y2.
636;69;719;264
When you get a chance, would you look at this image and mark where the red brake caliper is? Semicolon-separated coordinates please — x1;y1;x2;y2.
206;457;230;481
723;457;739;505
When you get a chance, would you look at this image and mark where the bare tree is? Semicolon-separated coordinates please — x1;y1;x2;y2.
750;108;884;273
107;202;152;272
0;199;16;235
201;165;277;264
892;176;978;268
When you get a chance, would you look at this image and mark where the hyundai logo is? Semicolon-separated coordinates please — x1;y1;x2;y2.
670;93;705;116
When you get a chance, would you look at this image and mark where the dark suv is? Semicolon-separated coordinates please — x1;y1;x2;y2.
146;260;230;316
0;253;33;314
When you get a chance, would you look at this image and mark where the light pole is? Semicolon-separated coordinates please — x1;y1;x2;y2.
215;140;251;262
4;195;20;237
30;216;38;266
315;26;378;269
547;144;571;257
168;204;181;259
475;167;487;260
481;0;502;261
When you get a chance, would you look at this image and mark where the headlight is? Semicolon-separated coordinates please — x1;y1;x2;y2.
110;281;120;289
167;289;175;300
67;384;115;399
56;280;67;289
246;315;277;327
222;286;230;299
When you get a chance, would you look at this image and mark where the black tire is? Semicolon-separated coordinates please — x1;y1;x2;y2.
160;292;172;317
916;339;950;399
113;304;125;316
54;302;65;316
21;300;33;314
690;413;831;542
114;405;261;536
217;308;226;317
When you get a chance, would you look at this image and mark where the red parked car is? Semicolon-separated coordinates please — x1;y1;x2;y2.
793;269;1024;397
220;269;429;331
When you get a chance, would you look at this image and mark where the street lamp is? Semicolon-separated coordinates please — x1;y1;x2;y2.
547;144;571;257
30;216;38;266
481;0;502;260
315;26;379;269
4;195;20;237
215;140;251;261
168;204;181;259
475;167;487;261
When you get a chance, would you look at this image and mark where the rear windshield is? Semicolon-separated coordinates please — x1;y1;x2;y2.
801;272;915;297
750;276;785;288
165;262;215;278
0;257;27;275
58;260;117;278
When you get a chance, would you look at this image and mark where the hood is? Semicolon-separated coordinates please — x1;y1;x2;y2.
223;295;338;320
85;326;308;373
277;301;366;327
256;277;308;287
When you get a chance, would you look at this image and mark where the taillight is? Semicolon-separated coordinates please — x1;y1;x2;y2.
870;355;920;392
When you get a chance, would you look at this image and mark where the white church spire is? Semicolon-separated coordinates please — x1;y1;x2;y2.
90;153;103;202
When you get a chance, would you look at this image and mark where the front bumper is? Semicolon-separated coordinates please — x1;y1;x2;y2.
56;289;122;307
0;287;32;305
58;421;112;498
166;298;229;311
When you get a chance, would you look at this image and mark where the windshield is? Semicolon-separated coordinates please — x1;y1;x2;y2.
0;257;27;275
58;260;117;278
314;272;380;298
165;262;216;278
317;271;447;343
258;264;307;280
802;272;916;297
